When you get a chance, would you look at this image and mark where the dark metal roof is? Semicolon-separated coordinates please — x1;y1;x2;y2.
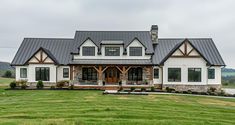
70;59;152;65
11;33;225;66
11;38;74;65
73;31;154;54
152;38;225;66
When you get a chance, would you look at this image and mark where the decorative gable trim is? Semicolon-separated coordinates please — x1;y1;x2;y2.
126;37;147;49
160;39;211;65
24;47;58;65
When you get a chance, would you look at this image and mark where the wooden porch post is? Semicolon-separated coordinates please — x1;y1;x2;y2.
93;66;109;86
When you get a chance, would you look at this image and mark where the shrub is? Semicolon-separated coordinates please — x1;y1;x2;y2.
222;82;228;86
36;80;44;89
119;81;122;86
150;87;155;92
3;70;12;78
56;80;69;88
50;85;56;90
16;80;27;89
166;87;175;93
21;83;27;89
141;88;146;92
119;87;123;91
209;87;217;92
69;84;74;90
9;81;16;89
130;87;135;91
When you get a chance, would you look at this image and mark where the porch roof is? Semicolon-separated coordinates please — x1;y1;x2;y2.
69;59;152;65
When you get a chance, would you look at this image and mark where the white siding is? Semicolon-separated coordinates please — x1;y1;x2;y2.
74;39;151;60
27;64;57;82
15;66;29;81
57;66;70;81
153;66;162;84
162;57;222;85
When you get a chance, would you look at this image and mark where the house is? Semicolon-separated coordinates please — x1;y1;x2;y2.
11;25;225;92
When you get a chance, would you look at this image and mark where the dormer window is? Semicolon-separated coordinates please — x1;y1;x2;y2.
82;46;95;56
129;47;142;56
105;47;120;56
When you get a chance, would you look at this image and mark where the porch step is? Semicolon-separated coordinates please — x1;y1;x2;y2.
104;90;118;94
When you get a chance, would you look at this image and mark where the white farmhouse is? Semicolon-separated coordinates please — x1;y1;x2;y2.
11;25;225;92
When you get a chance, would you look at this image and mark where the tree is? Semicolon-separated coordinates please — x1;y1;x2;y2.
4;70;12;78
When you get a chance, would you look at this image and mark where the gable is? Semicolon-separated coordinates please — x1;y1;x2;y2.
28;50;55;64
172;41;200;57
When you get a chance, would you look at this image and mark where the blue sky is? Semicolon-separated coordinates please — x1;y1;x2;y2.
0;0;234;67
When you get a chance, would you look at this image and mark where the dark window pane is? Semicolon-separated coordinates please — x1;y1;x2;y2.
20;68;27;78
188;68;201;82
128;67;143;81
168;68;181;82
63;68;69;78
129;47;142;56
82;67;97;80
35;67;50;81
154;69;159;79
82;47;95;56
208;69;215;79
105;47;120;56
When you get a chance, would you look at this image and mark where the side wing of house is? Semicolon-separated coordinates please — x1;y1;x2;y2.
153;39;224;92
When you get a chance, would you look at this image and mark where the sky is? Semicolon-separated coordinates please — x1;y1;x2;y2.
0;0;234;68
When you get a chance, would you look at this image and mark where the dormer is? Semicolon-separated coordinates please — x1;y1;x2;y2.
126;38;146;57
78;38;98;57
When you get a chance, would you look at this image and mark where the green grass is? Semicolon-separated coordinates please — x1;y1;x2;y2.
0;77;14;86
0;88;235;125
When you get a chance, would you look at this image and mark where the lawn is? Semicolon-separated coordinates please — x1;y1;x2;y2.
0;77;14;86
0;88;235;125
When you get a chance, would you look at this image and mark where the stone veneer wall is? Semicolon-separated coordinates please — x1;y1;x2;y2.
162;84;221;92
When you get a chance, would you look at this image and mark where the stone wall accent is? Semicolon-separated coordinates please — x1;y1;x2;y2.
162;84;221;92
143;66;153;85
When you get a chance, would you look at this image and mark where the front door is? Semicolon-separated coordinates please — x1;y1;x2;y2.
105;67;119;83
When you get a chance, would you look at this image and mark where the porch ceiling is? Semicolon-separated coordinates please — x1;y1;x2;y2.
69;59;152;65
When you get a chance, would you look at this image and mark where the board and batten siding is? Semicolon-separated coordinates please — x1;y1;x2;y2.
162;57;221;85
73;39;151;60
15;65;70;83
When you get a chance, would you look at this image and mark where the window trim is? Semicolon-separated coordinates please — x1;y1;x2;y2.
20;68;27;78
208;68;215;79
128;67;143;81
129;47;142;56
153;68;159;79
188;68;202;82
82;46;95;56
82;67;97;81
168;68;181;82
105;47;120;56
35;67;50;81
63;68;69;78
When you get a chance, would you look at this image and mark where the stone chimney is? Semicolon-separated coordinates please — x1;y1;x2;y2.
150;25;158;44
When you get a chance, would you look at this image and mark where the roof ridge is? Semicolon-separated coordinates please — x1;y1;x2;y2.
158;38;213;40
24;37;74;40
75;30;150;32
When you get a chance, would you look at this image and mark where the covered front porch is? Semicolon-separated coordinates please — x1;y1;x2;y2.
70;65;154;87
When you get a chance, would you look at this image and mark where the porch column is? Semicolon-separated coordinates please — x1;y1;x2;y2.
116;66;131;85
93;66;109;86
144;66;154;86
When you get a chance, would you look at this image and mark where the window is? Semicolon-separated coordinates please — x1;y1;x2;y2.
63;68;69;78
128;67;143;81
82;46;95;56
188;68;201;82
36;67;50;81
168;68;181;82
154;69;159;79
20;68;27;78
105;47;120;56
82;68;97;80
208;68;215;79
129;47;142;56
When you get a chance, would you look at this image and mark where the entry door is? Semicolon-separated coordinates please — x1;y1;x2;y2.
106;68;119;83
